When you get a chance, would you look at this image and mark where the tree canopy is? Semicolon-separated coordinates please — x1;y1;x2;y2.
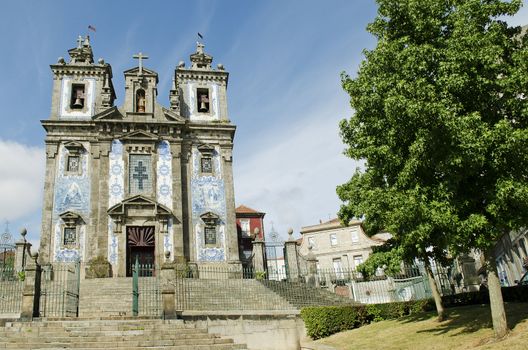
338;0;527;260
338;0;528;336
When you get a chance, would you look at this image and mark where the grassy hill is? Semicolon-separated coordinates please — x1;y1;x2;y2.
309;302;528;350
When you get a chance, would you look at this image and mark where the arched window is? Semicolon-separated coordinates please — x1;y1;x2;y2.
136;89;146;113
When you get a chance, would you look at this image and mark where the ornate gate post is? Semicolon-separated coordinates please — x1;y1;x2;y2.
161;251;176;319
284;229;300;282
252;238;266;275
20;252;41;320
305;247;319;288
14;229;30;272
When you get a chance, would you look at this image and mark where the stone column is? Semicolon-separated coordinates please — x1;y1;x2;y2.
252;239;266;273
305;247;318;288
171;142;184;260
160;251;176;319
284;229;300;282
221;146;240;264
94;143;110;264
20;252;41;320
39;142;59;264
14;228;31;272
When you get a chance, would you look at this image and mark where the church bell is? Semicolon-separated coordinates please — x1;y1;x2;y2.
73;98;83;108
199;94;209;112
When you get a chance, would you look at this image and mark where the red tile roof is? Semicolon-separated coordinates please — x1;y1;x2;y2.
235;205;264;215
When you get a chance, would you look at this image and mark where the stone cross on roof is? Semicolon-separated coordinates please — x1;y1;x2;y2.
76;35;83;48
133;52;149;75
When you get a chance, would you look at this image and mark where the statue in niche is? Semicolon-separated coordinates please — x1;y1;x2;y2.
136;89;146;113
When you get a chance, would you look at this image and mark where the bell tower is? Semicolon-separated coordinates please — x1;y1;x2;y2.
49;35;116;120
123;52;159;117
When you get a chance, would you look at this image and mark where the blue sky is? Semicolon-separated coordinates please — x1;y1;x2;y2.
0;1;527;248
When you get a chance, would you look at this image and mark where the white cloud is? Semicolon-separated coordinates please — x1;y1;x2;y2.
0;140;45;244
233;95;360;241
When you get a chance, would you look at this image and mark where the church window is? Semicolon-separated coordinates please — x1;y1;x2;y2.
136;89;146;113
197;88;210;113
70;84;85;109
63;227;77;246
129;154;152;194
204;226;217;245
201;157;213;174
67;155;80;173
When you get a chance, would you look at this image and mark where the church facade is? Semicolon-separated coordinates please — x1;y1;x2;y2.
39;36;239;276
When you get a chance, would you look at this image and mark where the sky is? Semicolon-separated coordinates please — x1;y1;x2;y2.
0;1;527;249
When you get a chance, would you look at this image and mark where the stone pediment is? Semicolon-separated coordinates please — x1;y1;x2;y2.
120;130;160;143
162;107;186;123
200;211;220;225
59;211;84;226
107;195;173;218
124;66;158;79
63;141;85;154
93;106;123;120
197;144;215;155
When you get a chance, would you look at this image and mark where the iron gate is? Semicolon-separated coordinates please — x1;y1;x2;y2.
132;257;161;316
39;262;80;317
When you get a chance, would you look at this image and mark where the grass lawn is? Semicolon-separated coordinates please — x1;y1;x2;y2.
313;302;528;350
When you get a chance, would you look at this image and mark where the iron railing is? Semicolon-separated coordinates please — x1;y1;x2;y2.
0;265;23;315
39;263;80;317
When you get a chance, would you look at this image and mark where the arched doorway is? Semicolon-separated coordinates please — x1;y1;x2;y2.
126;226;155;276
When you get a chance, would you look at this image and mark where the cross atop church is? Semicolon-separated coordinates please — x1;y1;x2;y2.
77;35;83;49
133;52;149;75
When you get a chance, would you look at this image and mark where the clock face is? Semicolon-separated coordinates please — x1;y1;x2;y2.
270;230;279;242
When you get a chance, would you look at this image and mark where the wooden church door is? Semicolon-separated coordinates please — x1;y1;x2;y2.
126;226;155;276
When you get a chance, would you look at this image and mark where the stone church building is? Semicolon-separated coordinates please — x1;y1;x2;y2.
39;36;239;276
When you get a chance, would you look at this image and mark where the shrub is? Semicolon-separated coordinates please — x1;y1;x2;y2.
301;299;435;339
86;256;111;278
300;305;368;340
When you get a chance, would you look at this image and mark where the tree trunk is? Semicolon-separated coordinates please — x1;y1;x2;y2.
425;260;446;322
484;250;509;338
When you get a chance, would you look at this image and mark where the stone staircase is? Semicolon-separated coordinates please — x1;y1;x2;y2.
0;318;247;350
260;280;357;308
79;277;135;318
176;279;297;311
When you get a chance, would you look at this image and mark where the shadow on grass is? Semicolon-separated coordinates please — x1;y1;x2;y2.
397;302;528;337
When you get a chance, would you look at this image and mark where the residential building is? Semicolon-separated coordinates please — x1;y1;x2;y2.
235;205;265;262
298;218;390;273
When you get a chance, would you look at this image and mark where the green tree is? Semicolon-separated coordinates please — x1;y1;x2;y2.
338;0;528;338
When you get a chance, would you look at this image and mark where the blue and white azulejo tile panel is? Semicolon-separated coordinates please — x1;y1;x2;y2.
190;146;227;261
157;140;173;210
107;219;118;266
53;143;90;262
108;140;124;207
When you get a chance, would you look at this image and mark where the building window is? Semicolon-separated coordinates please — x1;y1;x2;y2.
63;227;77;246
353;255;363;269
330;233;338;246
201;157;213;174
351;229;359;243
197;88;210;113
240;219;250;238
129;154;152;194
333;258;344;279
308;237;315;249
70;83;85;109
205;226;217;245
67;155;80;173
